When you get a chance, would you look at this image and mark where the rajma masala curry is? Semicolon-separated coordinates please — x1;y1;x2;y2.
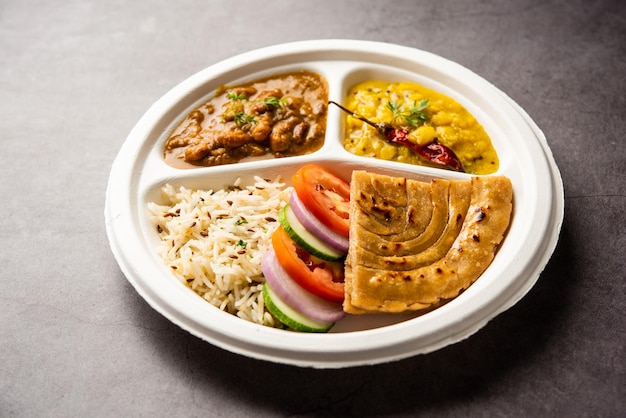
164;71;328;168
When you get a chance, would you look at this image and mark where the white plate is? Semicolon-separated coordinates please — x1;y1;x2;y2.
105;40;564;368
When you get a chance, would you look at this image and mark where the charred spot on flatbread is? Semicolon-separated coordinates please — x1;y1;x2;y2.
344;172;512;314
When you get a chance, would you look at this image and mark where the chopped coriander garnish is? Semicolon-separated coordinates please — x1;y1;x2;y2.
232;112;256;128
260;96;287;109
387;99;429;127
226;91;248;101
221;91;287;128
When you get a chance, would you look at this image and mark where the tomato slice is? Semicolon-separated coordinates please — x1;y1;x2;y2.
271;226;344;303
292;164;351;237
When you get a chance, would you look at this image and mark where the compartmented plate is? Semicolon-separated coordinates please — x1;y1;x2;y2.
105;40;563;368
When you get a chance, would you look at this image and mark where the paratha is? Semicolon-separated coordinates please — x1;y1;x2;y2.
344;171;513;314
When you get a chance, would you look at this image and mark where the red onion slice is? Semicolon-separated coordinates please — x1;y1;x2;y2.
289;192;349;253
261;247;345;323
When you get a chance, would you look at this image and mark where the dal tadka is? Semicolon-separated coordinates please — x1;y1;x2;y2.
164;71;328;168
342;80;500;174
344;171;512;314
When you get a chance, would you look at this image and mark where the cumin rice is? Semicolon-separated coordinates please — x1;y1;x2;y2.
148;176;292;327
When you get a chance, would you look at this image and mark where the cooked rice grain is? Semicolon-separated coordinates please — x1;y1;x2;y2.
148;176;292;327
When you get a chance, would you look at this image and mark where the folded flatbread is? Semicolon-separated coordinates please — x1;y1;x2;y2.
344;171;513;314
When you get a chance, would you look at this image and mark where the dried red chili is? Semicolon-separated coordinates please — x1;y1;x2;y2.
330;101;465;172
383;126;465;172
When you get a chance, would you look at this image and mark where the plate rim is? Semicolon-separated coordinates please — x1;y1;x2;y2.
105;39;564;368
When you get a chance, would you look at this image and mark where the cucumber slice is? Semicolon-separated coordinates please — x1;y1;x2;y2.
262;282;334;333
279;204;345;261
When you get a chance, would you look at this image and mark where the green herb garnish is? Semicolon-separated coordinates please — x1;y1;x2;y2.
222;91;287;128
387;99;429;127
260;96;287;109
232;112;256;128
226;92;248;101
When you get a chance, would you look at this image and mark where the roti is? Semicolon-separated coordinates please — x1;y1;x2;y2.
344;171;513;314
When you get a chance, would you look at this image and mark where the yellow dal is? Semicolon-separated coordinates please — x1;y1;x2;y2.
343;80;499;174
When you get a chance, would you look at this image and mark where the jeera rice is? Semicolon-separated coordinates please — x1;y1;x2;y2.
148;176;292;327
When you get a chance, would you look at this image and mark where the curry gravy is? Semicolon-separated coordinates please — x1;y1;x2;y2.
164;71;328;168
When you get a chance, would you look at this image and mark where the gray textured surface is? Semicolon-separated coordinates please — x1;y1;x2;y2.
1;0;625;416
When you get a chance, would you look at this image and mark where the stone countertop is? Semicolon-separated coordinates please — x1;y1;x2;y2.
1;0;624;416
